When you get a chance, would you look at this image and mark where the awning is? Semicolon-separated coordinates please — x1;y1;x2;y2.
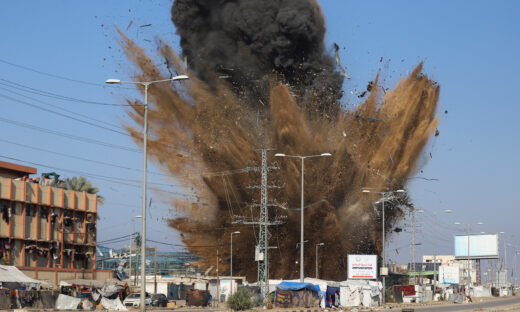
0;265;41;285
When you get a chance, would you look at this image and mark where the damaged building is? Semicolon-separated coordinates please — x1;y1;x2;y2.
0;161;111;284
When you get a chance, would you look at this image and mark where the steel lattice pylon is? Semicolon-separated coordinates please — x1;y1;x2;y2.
232;149;284;299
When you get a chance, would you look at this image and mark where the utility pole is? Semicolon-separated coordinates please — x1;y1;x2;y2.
154;247;157;294
233;149;284;299
316;243;324;279
130;219;133;282
411;208;416;284
217;249;220;306
504;237;508;286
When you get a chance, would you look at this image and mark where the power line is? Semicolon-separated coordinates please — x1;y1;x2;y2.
0;80;196;154
0;58;133;89
0;138;149;173
0;93;130;136
0;154;195;198
0;116;140;152
98;234;135;244
0;79;133;106
0;86;126;132
146;239;229;248
0;154;185;188
0;137;176;178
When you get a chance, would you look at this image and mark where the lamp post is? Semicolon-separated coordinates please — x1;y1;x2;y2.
275;152;331;282
316;243;324;279
106;75;189;312
130;215;142;286
416;209;452;285
514;251;520;288
362;189;405;304
230;231;240;295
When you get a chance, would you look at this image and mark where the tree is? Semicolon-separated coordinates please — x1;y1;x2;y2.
64;176;105;206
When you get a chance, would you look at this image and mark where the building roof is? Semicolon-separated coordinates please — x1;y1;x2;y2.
0;161;37;177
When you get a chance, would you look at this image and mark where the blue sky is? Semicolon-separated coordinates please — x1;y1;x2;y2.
1;1;519;278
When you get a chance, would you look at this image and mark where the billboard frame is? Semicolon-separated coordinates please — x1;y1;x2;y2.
454;233;499;260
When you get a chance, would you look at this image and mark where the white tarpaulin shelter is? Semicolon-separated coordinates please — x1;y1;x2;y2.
101;297;128;311
469;285;491;297
0;265;41;288
339;280;382;308
55;294;81;310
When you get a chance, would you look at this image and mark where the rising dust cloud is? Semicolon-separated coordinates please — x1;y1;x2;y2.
117;0;439;281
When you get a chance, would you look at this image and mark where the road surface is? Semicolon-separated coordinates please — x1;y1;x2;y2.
384;296;520;311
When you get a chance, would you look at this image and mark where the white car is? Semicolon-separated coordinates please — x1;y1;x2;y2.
123;293;152;307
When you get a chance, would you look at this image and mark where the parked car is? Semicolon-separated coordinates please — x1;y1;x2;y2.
151;293;168;307
123;293;151;307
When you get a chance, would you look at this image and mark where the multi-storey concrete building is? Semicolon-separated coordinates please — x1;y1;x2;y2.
0;161;109;284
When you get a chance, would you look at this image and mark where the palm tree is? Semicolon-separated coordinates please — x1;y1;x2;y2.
64;176;105;206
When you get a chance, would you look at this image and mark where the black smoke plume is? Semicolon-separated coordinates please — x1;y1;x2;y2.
171;0;344;115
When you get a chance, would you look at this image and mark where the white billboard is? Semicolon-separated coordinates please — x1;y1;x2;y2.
454;234;499;259
439;265;460;284
348;254;377;279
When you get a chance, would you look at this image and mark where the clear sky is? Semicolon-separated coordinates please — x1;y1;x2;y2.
1;1;519;280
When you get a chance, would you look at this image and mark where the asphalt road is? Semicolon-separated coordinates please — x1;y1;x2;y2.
384;296;520;312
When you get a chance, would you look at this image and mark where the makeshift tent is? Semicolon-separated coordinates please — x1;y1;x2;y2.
339;280;382;308
0;265;41;289
55;294;81;310
469;285;491;297
100;297;127;311
275;281;322;308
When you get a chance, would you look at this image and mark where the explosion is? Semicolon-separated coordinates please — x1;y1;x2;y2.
117;0;439;281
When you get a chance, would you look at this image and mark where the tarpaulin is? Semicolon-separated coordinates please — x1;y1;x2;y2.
275;288;320;308
100;297;127;311
0;265;41;287
276;281;322;295
55;294;81;310
339;280;382;308
98;284;122;299
275;282;321;308
394;285;415;296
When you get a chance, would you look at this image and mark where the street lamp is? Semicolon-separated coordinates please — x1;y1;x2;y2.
416;209;452;285
130;215;142;286
230;231;240;294
106;75;189;312
316;243;324;279
275;152;331;282
362;188;405;304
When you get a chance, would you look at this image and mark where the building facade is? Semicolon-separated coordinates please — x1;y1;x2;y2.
0;161;107;284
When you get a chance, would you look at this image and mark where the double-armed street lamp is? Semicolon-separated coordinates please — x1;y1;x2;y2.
275;152;331;282
362;189;405;304
105;75;189;312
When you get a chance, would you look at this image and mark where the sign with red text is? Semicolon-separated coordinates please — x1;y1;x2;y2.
348;254;378;279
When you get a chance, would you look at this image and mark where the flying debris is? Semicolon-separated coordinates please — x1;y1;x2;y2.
334;43;351;79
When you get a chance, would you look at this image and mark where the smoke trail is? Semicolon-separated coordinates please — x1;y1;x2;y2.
116;0;439;281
